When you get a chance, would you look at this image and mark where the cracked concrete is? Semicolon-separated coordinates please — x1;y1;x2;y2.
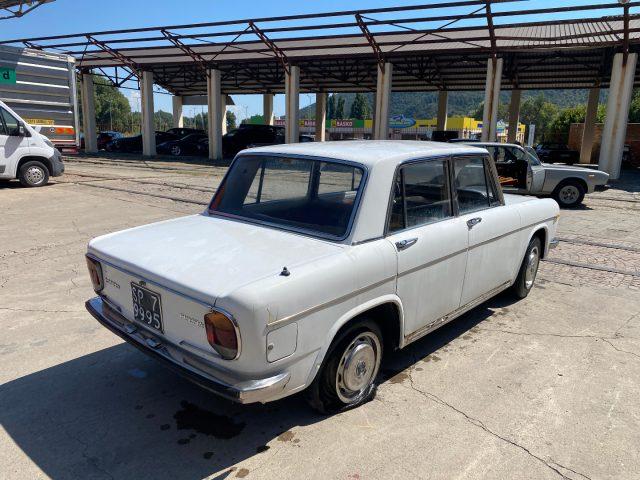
2;159;640;480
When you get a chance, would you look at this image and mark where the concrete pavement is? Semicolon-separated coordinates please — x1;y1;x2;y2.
1;158;640;480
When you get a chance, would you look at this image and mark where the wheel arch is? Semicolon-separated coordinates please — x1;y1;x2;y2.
305;295;404;386
555;176;588;195
16;156;52;178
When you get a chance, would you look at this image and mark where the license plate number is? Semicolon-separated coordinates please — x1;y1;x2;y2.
131;283;163;332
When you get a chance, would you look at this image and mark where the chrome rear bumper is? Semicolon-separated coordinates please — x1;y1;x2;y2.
85;296;289;404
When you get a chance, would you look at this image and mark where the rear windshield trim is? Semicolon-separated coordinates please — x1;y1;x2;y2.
207;152;369;242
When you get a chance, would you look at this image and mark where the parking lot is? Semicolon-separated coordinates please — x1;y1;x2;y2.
2;155;640;480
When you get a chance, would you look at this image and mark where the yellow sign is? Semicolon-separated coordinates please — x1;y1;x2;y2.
24;118;55;126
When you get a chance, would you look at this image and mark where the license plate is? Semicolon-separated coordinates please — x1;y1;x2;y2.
131;283;163;333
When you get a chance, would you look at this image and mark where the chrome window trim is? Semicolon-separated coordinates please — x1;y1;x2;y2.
207;152;370;243
86;253;242;361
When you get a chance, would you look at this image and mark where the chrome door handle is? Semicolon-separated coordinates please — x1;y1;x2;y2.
395;238;418;251
467;217;482;229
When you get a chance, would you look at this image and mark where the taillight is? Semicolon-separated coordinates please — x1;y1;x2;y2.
204;311;239;360
85;256;104;293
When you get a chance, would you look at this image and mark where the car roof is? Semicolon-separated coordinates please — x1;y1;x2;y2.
242;140;488;167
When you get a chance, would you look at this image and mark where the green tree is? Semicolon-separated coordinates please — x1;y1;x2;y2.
349;92;371;119
153;110;173;131
629;89;640;122
470;101;509;121
79;75;133;133
519;95;559;142
335;97;346;119
327;94;336;120
226;110;237;130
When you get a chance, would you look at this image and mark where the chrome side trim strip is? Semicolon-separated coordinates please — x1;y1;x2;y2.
404;280;511;345
266;274;397;328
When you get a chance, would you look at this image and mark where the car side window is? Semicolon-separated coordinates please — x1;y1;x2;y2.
388;159;452;233
0;107;18;135
453;156;494;214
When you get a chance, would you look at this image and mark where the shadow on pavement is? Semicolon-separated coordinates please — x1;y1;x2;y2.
0;294;512;479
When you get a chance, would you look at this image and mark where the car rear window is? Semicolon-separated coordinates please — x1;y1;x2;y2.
209;155;365;239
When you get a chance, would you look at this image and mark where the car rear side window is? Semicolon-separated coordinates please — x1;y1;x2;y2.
388;159;452;233
453;156;495;214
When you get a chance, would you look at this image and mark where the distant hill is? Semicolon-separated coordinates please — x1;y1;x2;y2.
300;90;606;120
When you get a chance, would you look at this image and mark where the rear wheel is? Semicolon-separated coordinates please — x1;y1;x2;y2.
306;319;383;414
552;180;585;208
512;237;542;299
18;161;49;187
170;145;181;156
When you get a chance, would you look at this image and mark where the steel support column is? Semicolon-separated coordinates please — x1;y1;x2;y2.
172;95;183;128
220;94;227;137
140;71;156;157
374;62;393;140
207;69;223;161
580;87;600;164
285;65;300;144
263;93;274;126
437;90;448;131
507;89;521;144
481;58;503;142
599;53;637;179
80;72;97;153
315;91;327;142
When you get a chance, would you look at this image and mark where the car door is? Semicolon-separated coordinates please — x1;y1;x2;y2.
386;157;469;337
0;106;28;178
521;148;545;192
489;146;520;193
452;155;523;306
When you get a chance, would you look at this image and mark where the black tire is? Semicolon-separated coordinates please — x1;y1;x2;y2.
171;145;181;156
306;319;383;414
512;237;542;299
18;160;49;187
552;179;585;208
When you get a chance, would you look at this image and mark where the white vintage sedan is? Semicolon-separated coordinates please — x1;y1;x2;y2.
85;141;559;412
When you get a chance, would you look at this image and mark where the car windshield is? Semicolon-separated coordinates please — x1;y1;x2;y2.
209;155;365;239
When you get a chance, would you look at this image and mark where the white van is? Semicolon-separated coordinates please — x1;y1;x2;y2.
0;100;64;187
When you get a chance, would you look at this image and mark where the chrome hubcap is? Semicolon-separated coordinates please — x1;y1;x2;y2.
25;166;44;185
525;246;540;290
336;332;381;404
559;185;579;204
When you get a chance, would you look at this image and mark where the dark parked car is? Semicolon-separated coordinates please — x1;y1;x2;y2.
221;124;313;157
165;127;205;139
97;131;123;150
80;131;124;150
535;143;580;164
157;133;208;156
106;131;178;153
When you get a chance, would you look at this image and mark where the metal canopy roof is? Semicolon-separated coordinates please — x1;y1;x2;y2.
2;0;640;95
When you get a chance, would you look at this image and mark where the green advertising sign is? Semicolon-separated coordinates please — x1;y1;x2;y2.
0;68;16;84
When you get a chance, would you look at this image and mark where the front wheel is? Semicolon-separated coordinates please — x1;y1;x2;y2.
552;180;585;208
18;161;49;187
306;319;383;414
512;237;542;299
170;145;181;156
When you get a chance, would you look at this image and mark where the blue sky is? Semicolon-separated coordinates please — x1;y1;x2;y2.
2;0;632;121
